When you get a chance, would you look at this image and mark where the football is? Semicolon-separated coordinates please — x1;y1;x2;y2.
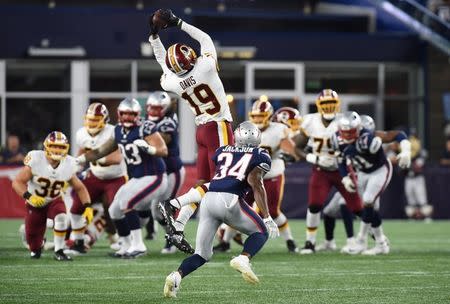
152;10;168;29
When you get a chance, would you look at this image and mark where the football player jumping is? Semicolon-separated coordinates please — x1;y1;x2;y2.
145;91;185;254
214;100;300;253
12;131;91;261
293;89;363;254
76;98;168;258
149;8;235;251
163;121;278;298
334;111;411;255
68;102;127;254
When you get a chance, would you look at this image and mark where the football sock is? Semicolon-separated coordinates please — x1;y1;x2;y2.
137;210;151;228
125;210;141;230
371;210;382;228
174;204;197;231
70;213;85;241
223;226;237;243
274;213;294;241
340;204;354;238
323;215;335;241
357;221;371;241
53;214;67;252
243;232;268;257
306;209;321;244
372;226;385;243
114;218;130;237
178;254;207;278
170;184;208;209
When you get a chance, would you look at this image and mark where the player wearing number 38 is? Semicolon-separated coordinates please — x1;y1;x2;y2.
12;131;91;261
148;8;234;185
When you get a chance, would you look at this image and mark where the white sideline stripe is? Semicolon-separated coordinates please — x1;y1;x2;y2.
2;271;450;282
0;286;444;297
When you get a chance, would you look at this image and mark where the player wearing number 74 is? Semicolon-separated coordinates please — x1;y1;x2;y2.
12;131;91;261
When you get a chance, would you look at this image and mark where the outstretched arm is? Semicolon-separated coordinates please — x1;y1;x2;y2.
180;22;217;58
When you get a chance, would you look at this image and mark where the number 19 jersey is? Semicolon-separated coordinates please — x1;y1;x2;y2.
160;55;233;126
209;145;271;196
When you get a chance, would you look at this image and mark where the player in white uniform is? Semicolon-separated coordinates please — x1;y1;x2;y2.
293;89;363;254
214;100;300;253
12;131;91;261
68;103;127;254
149;9;235;252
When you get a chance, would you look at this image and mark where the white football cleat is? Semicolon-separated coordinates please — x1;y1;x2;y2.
230;255;259;284
164;271;181;298
316;239;337;252
362;238;390;255
123;244;147;259
340;238;367;255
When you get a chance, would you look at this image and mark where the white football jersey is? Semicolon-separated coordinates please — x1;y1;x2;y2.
301;113;339;170
260;122;290;179
160;56;233;126
76;124;126;180
24;150;77;205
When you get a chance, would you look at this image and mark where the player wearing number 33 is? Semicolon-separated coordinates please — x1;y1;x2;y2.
12;131;91;261
148;8;234;184
163;121;278;298
76;98;169;258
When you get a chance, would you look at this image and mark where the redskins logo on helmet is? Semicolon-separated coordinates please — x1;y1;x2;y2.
272;107;302;133
249;99;274;129
165;43;197;76
146;91;171;121
316;89;340;120
117;98;142;128
44;131;70;161
84;102;109;135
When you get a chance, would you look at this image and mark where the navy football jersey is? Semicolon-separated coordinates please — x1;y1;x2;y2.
209;145;272;196
155;112;183;174
334;129;387;176
114;120;166;178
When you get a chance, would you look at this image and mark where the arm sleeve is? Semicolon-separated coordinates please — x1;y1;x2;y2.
256;149;272;173
149;36;170;73
181;21;217;59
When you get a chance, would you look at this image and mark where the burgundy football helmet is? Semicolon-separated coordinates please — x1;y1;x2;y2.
165;43;197;76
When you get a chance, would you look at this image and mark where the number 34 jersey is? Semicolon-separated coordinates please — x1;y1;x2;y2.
24;150;77;204
160;55;233;126
209;145;272;197
114;120;166;179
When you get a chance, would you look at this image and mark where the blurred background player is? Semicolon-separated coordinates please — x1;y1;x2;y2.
149;8;234;249
144;91;185;254
163;121;278;298
214;100;300;253
76;98;168;258
293;89;363;254
12;131;91;261
335;111;411;255
68;102;127;254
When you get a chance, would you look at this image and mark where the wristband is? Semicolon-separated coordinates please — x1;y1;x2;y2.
23;191;32;200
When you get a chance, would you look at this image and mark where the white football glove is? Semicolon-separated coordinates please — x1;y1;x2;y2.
397;139;411;169
305;153;336;168
75;154;87;172
341;175;356;193
263;216;279;239
133;139;156;155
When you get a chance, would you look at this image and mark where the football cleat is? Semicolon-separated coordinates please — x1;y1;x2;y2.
158;200;178;233
122;245;147;259
316;239;337;252
230;255;259;284
68;239;87;255
164;271;182;298
54;249;73;261
286;239;300;253
30;250;41;259
161;240;177;254
213;241;231;253
340;238;367;255
300;241;316;255
362;238;390;255
166;233;194;254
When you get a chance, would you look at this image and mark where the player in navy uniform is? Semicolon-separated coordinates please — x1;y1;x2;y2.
145;91;185;254
162;121;279;298
77;98;168;258
333;111;411;255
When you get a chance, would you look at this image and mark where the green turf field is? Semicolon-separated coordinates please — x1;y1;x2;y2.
1;219;449;304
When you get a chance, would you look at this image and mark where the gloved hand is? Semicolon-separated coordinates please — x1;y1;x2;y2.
75;154;87;172
83;206;94;224
279;152;296;165
148;14;159;35
156;8;182;27
341;176;356;193
27;194;46;208
133;139;157;155
263;216;280;239
397;139;411;169
306;153;336;168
